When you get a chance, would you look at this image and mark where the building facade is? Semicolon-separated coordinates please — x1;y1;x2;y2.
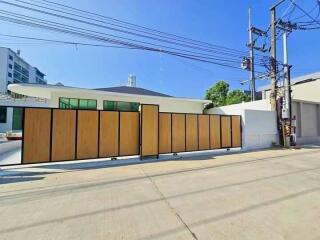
0;47;46;94
260;72;320;145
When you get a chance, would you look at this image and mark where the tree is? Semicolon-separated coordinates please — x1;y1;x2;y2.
205;80;229;108
205;80;250;108
226;90;250;105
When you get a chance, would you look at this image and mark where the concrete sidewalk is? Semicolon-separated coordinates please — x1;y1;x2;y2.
1;147;320;239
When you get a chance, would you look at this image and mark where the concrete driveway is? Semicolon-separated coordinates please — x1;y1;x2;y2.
1;147;320;240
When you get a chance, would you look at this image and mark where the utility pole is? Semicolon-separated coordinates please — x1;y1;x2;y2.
278;19;297;146
270;6;277;111
248;7;255;101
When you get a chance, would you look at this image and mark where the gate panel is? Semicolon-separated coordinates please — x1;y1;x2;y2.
232;115;241;147
159;113;171;154
99;111;119;158
23;108;51;164
210;115;221;149
77;110;99;159
119;112;139;156
221;116;232;148
199;115;210;150
52;109;76;161
172;114;186;153
141;105;159;157
186;114;198;151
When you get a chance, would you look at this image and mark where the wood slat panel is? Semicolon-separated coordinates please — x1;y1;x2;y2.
210;115;221;149
52;109;76;161
172;114;186;153
77;110;99;159
119;112;139;156
23;108;51;164
199;115;210;150
232;115;241;148
221;116;231;148
186;114;198;151
159;113;171;154
141;105;159;156
99;111;119;157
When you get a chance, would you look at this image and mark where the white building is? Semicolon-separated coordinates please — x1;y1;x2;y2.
260;72;320;144
0;47;46;94
7;83;210;113
1;76;210;133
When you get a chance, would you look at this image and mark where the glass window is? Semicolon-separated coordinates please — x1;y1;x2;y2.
79;99;97;109
9;55;13;61
87;100;97;109
14;62;21;72
8;64;12;69
59;97;70;109
130;102;140;111
69;98;78;109
59;98;96;109
117;102;132;111
103;101;116;111
103;100;139;111
0;107;7;123
79;99;87;109
8;72;12;78
12;107;23;130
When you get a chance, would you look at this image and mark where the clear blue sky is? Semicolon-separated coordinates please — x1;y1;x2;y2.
0;0;319;99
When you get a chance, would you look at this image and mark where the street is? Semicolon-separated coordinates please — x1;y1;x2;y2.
1;147;320;240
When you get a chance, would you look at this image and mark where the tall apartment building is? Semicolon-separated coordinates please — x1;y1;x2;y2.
0;47;46;93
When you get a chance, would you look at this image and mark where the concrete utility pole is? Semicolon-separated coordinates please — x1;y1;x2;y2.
282;31;290;120
270;6;277;111
282;31;291;147
248;7;256;101
270;0;286;110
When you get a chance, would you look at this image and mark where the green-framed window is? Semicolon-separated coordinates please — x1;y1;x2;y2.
59;98;97;110
103;100;139;111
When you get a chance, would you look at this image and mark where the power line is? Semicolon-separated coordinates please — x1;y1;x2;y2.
0;8;252;63
0;0;248;58
3;0;250;57
290;0;320;26
27;0;249;54
0;15;250;70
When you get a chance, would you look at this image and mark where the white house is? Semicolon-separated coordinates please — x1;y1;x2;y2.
0;76;210;133
7;83;210;113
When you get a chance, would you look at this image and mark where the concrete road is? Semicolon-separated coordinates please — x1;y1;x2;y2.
1;147;320;240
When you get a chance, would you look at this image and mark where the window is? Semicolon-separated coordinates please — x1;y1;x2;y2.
59;98;97;110
14;62;22;72
12;108;23;130
22;67;29;76
8;72;12;78
0;107;7;123
79;99;97;109
9;55;13;61
59;97;78;109
8;64;12;69
103;101;139;111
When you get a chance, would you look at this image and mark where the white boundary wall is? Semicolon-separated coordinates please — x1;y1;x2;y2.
206;100;278;150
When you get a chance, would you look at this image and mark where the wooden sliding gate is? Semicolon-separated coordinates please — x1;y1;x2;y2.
22;105;241;164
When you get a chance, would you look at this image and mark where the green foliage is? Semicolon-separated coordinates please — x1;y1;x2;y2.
226;89;250;105
205;80;250;108
205;80;229;107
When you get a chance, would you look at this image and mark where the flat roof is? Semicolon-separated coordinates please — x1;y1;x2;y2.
259;72;320;91
8;83;211;104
